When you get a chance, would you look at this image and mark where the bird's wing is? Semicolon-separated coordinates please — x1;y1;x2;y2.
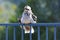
32;14;37;21
17;16;22;23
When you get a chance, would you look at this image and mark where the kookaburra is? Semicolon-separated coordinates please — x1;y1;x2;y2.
18;5;37;33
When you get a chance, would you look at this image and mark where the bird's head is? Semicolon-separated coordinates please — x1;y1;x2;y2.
24;5;32;16
24;5;31;13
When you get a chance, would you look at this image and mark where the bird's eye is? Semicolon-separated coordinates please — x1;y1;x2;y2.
24;8;29;10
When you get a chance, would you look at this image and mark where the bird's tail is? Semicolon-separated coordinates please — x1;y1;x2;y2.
20;26;34;33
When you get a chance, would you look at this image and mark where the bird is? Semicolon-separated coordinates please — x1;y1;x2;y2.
18;5;37;33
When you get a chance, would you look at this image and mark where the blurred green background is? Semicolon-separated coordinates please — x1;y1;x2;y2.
0;0;60;40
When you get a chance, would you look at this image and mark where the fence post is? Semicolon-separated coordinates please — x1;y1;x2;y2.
6;25;8;40
30;26;32;40
46;26;48;40
21;26;24;40
14;27;16;40
38;27;40;40
54;26;56;40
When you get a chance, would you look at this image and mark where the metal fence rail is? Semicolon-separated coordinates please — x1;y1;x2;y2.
0;23;58;40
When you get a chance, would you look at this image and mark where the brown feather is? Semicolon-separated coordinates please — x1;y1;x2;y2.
25;26;30;31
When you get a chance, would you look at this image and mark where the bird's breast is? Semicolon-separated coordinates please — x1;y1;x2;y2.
21;17;31;23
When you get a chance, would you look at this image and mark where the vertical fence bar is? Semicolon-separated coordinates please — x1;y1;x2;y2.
21;26;24;40
46;26;48;40
14;27;16;40
54;26;56;40
6;25;8;40
38;26;40;40
30;26;32;40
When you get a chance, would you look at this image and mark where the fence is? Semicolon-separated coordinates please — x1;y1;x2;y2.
0;23;59;40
